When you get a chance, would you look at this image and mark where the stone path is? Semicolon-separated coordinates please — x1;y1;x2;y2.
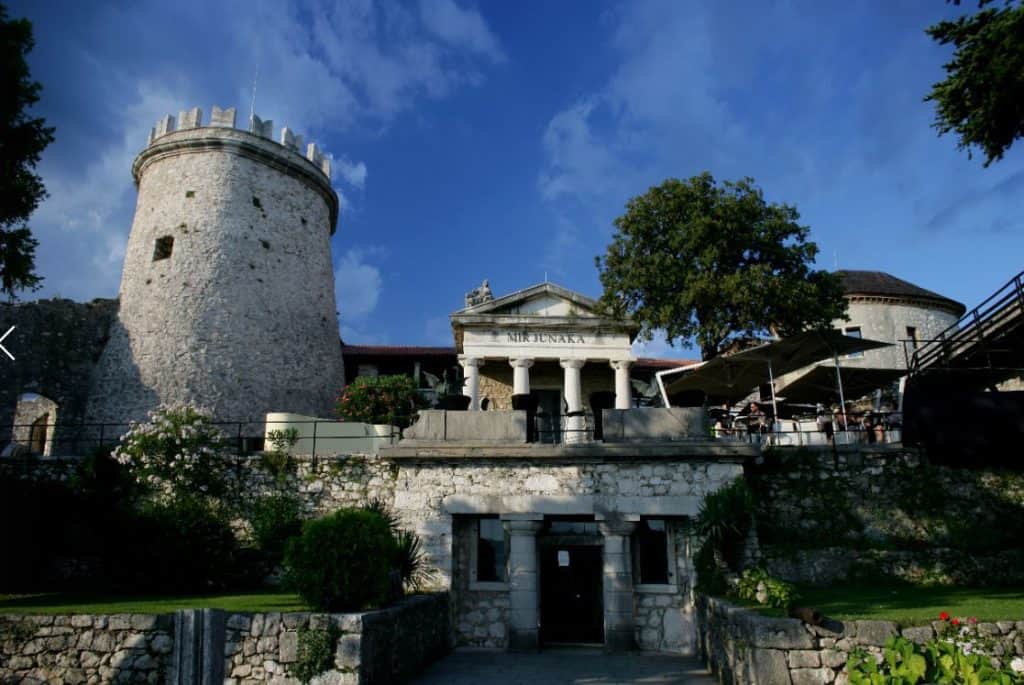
409;648;716;685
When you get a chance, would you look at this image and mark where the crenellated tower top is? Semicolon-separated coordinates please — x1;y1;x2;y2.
146;105;332;179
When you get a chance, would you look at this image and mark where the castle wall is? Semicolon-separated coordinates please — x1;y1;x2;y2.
86;122;344;425
834;300;960;370
0;298;117;450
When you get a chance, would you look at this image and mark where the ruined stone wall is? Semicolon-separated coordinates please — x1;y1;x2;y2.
0;613;173;684
0;298;117;449
87;120;344;426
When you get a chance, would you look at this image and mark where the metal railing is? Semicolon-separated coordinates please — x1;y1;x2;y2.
908;269;1024;373
714;411;902;448
0;418;404;460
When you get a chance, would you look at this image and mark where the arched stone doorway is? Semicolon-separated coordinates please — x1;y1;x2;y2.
11;394;59;456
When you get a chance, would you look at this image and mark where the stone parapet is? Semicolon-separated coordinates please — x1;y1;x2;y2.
602;408;710;442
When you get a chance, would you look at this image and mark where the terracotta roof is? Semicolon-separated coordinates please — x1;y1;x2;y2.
341;345;456;357
836;270;966;316
635;357;699;369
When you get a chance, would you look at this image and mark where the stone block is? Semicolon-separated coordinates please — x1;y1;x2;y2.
788;650;821;668
210;106;236;128
70;615;93;628
855;621;898;646
336;634;361;669
109;615;132;631
403;410;528;442
791;667;834;684
741;615;815;650
227;614;252;632
901;625;934;644
130;615;158;631
279;631;298;663
820;649;847;669
602;408;709;442
747;647;792;684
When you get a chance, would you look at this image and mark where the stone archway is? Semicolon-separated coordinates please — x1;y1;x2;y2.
11;394;59;456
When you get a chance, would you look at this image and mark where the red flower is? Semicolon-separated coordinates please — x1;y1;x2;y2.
939;612;950;621
968;617;977;624
951;618;960;626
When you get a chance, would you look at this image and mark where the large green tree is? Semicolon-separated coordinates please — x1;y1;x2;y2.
596;173;847;360
925;1;1024;166
0;2;53;300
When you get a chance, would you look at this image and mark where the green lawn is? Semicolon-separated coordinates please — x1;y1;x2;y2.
0;591;309;615
787;583;1024;626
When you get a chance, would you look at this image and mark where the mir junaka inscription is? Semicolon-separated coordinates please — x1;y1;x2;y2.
506;330;586;344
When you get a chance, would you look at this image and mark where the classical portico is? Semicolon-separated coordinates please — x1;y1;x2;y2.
451;282;639;432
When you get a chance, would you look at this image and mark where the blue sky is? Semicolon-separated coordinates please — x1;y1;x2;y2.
11;0;1024;358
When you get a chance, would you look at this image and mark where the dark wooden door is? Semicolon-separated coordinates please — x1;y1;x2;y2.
540;545;604;644
532;389;562;444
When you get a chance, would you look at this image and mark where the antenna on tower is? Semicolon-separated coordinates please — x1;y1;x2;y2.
249;62;260;122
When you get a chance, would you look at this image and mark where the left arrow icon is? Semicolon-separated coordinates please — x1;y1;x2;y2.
0;326;14;361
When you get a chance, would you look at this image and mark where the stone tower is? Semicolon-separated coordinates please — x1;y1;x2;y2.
86;106;344;425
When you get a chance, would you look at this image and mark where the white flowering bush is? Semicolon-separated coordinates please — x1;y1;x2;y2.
113;404;227;499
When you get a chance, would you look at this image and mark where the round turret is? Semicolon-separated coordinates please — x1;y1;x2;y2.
87;106;345;425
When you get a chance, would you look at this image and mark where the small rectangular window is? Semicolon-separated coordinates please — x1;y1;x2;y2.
843;326;863;358
906;326;918;350
632;519;669;585
153;236;174;261
476;518;507;582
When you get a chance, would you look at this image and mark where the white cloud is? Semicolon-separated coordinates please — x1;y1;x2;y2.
24;0;504;302
418;0;507;63
334;248;384;338
333;156;368;189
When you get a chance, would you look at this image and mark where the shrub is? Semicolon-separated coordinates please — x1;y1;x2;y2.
732;567;799;609
335;375;426;427
693;477;756;571
292;624;340;684
284;508;398;611
112;404;227;498
250;493;303;562
365;499;435;590
112;496;240;593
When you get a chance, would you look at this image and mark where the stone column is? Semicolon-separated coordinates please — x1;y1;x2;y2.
610;360;633;409
459;356;483;410
503;517;544;650
560;358;586;443
599;519;638;651
510;358;534;396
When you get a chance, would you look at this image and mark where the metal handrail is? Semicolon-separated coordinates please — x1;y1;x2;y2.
910;270;1024;372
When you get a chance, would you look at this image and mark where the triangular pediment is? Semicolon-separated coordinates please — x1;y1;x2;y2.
453;282;601;318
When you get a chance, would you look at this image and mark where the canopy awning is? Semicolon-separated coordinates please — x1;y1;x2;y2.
662;330;892;399
775;364;906;404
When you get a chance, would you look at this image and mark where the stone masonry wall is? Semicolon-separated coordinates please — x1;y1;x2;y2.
634;521;697;653
393;459;741;589
450;518;509;648
696;596;1024;685
223;594;449;685
0;597;447;685
750;448;1024;586
0;613;173;684
86;124;343;427
478;361;615;413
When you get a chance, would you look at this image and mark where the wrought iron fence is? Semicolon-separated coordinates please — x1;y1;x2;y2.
0;418;404;460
